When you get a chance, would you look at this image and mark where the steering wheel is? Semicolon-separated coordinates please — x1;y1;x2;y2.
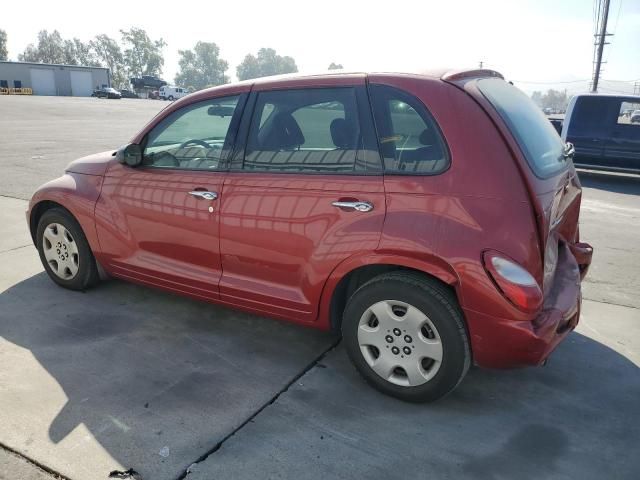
150;151;179;167
179;139;211;149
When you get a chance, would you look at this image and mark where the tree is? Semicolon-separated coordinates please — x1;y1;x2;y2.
328;62;343;70
530;89;569;110
236;48;297;81
120;28;166;78
91;34;127;88
18;30;97;66
175;42;228;90
69;38;98;66
0;30;7;61
19;30;66;64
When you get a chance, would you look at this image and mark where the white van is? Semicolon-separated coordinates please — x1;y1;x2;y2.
159;86;188;101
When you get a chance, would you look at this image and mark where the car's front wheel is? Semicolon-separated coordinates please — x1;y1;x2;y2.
342;272;470;402
36;208;100;291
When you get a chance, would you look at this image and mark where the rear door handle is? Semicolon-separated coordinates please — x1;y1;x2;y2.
331;201;373;212
189;191;218;201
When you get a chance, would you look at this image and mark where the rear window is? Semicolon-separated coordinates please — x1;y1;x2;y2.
618;101;640;126
477;78;567;178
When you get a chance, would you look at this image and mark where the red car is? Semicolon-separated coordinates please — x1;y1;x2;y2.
27;69;593;402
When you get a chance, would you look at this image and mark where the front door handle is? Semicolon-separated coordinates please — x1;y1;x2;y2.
331;200;374;212
189;191;218;201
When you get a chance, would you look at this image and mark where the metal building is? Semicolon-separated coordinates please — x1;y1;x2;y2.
0;61;110;96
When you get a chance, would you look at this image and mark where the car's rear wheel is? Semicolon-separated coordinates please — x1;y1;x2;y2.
36;208;99;291
342;272;470;402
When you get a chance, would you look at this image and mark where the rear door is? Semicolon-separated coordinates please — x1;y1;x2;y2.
604;99;640;172
218;78;385;322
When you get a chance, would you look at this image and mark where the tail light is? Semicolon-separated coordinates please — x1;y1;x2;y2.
483;251;543;313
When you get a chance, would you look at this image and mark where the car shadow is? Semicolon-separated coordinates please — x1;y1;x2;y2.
0;272;335;480
1;272;639;480
192;331;640;480
578;169;640;195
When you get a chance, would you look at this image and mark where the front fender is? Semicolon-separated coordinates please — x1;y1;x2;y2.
316;251;461;330
28;173;103;254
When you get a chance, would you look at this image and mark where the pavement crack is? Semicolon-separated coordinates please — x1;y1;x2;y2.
175;337;342;480
0;193;29;201
0;441;71;480
1;244;32;254
583;296;639;310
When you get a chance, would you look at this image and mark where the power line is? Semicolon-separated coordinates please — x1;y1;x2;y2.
513;78;640;85
513;79;590;84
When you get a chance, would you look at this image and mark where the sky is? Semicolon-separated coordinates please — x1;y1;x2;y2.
3;0;640;94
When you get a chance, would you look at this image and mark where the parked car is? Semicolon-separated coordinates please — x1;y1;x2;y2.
561;94;640;173
27;69;592;402
130;75;167;89
147;90;160;100
159;85;189;101
119;89;139;99
91;87;121;99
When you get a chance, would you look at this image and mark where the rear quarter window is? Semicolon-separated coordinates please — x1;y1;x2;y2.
369;84;449;175
477;78;567;178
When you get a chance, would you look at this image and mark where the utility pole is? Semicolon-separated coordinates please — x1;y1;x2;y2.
592;0;611;93
634;81;640;96
479;61;484;69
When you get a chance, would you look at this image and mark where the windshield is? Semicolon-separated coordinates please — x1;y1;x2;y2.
477;78;567;178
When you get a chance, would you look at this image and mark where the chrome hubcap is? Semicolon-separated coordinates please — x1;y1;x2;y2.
42;223;79;280
358;300;443;387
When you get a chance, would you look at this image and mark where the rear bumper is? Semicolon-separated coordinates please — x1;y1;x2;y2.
465;241;592;368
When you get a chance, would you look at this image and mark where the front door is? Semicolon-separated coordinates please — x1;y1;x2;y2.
95;94;245;300
218;83;385;322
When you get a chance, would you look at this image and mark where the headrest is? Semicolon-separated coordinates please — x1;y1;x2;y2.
330;118;356;149
263;113;305;149
419;128;437;146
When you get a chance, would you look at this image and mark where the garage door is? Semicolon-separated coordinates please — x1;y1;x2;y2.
30;68;56;96
70;70;93;97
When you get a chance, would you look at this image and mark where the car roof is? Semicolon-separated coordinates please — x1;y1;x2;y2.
573;92;640;101
195;67;503;93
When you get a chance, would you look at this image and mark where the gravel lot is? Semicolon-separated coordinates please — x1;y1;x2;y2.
0;95;638;480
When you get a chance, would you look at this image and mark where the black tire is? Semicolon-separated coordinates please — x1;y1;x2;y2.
36;208;100;291
168;95;174;101
342;271;471;403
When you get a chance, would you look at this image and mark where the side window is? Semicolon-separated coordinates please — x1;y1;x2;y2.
369;84;449;174
617;101;640;127
242;88;377;173
569;97;612;136
143;95;240;170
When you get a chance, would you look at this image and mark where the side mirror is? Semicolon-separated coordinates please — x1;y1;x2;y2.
116;143;142;167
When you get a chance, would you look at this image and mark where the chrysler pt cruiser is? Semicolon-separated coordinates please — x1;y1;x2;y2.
27;69;593;402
